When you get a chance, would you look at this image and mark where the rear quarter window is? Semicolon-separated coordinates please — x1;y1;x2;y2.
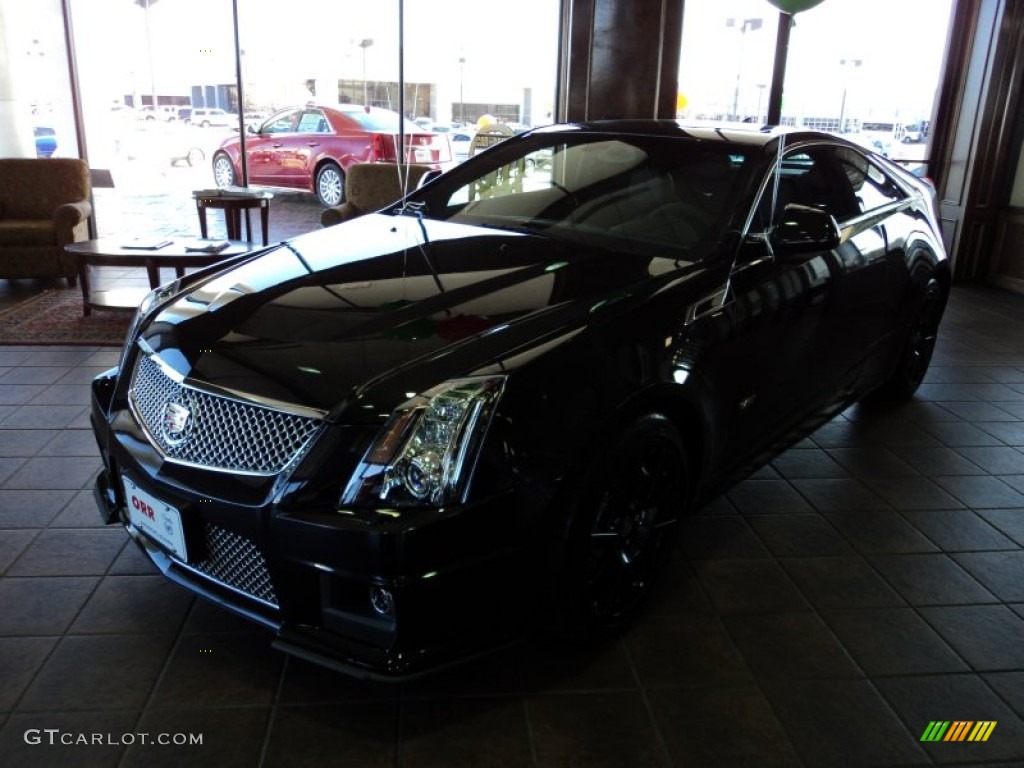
339;109;419;133
835;147;906;214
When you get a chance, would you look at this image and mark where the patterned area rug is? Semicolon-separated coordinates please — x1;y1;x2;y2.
0;289;132;346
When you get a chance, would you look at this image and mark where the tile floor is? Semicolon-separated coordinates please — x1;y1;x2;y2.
0;196;1023;766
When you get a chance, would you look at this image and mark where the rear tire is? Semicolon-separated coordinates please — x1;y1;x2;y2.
551;414;689;642
315;162;345;207
875;276;946;400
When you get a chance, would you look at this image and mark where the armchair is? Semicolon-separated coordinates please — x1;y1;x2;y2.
321;163;433;227
0;158;92;287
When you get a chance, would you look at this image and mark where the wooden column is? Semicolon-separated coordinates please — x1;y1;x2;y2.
558;0;684;121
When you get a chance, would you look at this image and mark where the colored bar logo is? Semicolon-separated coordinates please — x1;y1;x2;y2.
920;721;997;742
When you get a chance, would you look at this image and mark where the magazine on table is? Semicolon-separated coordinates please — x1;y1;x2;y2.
192;186;266;199
121;238;173;250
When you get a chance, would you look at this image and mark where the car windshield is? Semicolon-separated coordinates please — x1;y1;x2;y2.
410;134;753;257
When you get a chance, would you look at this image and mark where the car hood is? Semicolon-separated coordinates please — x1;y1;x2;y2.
138;213;699;422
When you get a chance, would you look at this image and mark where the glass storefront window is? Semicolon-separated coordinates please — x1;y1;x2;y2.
59;0;559;241
678;0;777;123
678;0;954;178
785;0;953;169
0;0;77;160
69;0;237;237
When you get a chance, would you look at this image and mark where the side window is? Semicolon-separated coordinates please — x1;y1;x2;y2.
834;147;906;214
754;147;860;230
297;111;328;134
264;110;302;134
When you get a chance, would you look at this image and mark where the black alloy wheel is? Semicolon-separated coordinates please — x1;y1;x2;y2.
878;276;946;400
555;414;689;640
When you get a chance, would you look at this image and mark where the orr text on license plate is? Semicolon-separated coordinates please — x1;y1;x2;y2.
123;476;188;560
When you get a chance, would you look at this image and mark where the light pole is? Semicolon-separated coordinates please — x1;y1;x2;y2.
458;56;465;125
838;58;862;132
727;17;762;121
358;38;374;105
134;0;160;109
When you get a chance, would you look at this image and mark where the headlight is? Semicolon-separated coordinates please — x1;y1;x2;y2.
342;376;506;507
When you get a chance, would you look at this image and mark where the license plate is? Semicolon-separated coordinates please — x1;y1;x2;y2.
123;476;188;560
414;148;430;162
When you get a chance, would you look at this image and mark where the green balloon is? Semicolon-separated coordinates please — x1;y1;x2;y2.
765;0;827;13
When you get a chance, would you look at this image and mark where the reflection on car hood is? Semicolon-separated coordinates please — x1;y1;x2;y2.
139;213;696;420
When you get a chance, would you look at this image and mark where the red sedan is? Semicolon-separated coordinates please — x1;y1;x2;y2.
212;104;453;207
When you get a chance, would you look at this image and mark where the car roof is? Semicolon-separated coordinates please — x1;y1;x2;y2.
533;119;841;150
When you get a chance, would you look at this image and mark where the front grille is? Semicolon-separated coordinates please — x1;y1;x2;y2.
129;352;323;475
184;523;278;607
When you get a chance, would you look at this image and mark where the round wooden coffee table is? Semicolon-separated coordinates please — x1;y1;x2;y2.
65;239;261;315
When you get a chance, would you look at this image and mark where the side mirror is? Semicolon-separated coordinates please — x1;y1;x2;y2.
770;204;840;255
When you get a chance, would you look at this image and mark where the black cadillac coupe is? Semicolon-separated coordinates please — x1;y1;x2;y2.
91;121;949;679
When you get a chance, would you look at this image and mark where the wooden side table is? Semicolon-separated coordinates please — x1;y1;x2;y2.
193;189;273;245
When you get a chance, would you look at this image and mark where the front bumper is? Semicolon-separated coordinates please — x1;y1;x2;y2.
90;370;556;680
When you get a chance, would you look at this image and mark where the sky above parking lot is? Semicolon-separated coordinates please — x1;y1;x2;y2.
681;0;954;121
24;0;953;132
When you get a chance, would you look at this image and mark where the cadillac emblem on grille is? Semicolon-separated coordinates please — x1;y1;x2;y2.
130;350;325;475
160;393;194;446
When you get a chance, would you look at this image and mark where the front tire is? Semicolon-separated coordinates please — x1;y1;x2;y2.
186;147;205;167
552;414;690;641
315;162;345;207
212;152;236;188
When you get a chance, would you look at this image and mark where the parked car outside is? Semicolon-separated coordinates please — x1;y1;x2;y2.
843;131;892;157
448;128;477;163
168;128;209;167
140;105;178;122
902;121;927;143
91;121;948;680
211;103;454;206
187;108;235;129
243;112;269;132
33;126;57;158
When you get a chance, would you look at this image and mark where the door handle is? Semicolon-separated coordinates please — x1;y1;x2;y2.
272;143;283;148
306;142;320;147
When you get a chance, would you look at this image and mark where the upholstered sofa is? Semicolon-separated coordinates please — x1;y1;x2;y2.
321;163;433;227
0;158;92;286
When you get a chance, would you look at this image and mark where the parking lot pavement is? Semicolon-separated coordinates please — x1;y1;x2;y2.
93;184;325;244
